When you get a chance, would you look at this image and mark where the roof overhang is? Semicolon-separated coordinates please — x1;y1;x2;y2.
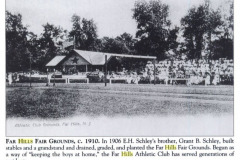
46;50;157;67
73;49;156;66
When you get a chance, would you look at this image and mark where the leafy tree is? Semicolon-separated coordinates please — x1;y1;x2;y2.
37;23;63;70
167;26;180;53
69;14;98;51
205;2;223;59
221;1;233;40
6;11;29;72
133;0;178;60
181;0;223;60
228;2;234;39
209;1;234;60
100;37;122;53
98;33;140;71
211;38;233;60
100;33;136;54
116;33;137;54
26;32;40;70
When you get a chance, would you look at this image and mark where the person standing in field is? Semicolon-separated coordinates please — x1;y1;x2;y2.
205;72;211;86
8;73;12;85
212;73;220;85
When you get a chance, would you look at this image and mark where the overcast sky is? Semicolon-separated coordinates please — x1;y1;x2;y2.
6;0;232;38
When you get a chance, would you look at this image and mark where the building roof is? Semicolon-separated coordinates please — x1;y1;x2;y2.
45;50;157;67
46;56;66;66
74;49;156;65
74;50;112;65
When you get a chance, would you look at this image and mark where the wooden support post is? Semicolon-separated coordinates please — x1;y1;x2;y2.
46;68;49;86
53;68;55;86
109;78;112;84
105;55;107;86
153;59;156;85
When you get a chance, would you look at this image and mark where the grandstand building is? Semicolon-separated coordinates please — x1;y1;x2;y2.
46;49;156;74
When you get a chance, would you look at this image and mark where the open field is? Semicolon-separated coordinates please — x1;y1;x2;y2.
6;83;233;118
6;83;233;136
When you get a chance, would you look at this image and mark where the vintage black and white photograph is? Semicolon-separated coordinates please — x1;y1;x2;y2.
6;0;233;136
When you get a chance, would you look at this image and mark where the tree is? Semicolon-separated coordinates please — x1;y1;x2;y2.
98;33;138;71
6;11;29;72
228;2;234;39
116;33;137;54
181;0;222;60
26;31;40;70
133;0;178;60
37;23;63;70
211;38;233;60
209;1;234;60
221;1;233;40
69;14;98;51
167;26;180;53
100;33;136;54
205;2;223;59
100;37;123;53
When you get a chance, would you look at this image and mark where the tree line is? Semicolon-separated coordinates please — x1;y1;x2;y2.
6;0;233;72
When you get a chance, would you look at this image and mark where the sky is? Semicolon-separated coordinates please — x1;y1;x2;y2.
6;0;232;38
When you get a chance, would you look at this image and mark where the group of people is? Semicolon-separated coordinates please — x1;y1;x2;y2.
6;58;234;86
90;58;233;85
109;71;140;84
145;58;234;85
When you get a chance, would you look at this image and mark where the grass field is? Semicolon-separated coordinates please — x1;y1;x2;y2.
6;83;233;136
6;83;233;119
